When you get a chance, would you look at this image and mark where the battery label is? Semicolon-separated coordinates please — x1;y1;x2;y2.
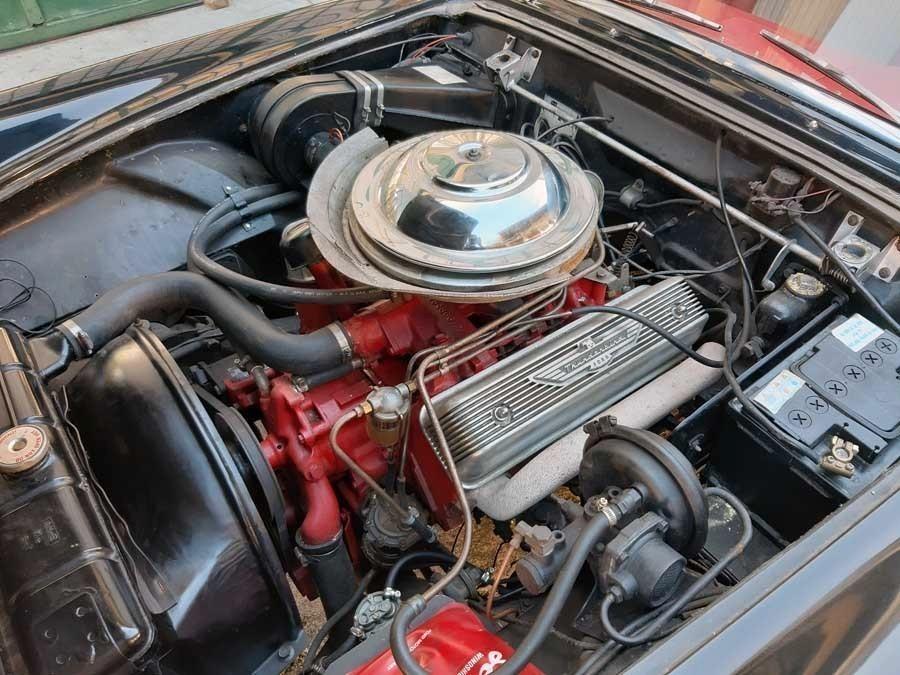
832;314;883;352
754;369;806;414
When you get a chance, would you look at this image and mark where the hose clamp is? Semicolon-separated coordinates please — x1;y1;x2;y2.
601;505;619;527
326;323;353;362
222;184;248;211
58;319;93;358
338;70;384;128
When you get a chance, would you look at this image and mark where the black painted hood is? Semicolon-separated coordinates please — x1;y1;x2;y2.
1;0;898;205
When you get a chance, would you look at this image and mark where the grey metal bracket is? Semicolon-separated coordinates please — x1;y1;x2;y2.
485;34;542;90
338;70;385;128
828;211;865;246
867;236;900;283
357;71;385;127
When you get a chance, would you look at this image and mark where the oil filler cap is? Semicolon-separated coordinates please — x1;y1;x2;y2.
0;425;49;474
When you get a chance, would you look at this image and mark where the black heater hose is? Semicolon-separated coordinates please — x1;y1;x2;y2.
186;189;389;305
58;271;348;375
385;551;457;592
389;490;642;674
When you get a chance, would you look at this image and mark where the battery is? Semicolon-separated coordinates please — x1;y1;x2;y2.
720;313;899;538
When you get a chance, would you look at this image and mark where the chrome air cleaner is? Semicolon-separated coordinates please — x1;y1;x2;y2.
308;128;599;301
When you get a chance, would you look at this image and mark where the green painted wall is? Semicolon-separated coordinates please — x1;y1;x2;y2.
1;0;199;50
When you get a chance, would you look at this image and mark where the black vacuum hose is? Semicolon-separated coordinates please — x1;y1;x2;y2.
187;190;389;305
385;551;457;592
389;490;642;674
599;487;752;647
59;271;348;375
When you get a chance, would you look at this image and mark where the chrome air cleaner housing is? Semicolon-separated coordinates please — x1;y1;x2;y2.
308;128;600;302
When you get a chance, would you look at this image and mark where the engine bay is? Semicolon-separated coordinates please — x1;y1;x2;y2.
0;10;898;675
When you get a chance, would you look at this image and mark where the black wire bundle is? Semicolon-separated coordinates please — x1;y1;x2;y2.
535;115;614;141
0;258;58;336
186;185;387;305
710;134;815;456
530;114;614;168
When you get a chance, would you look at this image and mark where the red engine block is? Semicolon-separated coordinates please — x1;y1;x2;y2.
224;278;605;592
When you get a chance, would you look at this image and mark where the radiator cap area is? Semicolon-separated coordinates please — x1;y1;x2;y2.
0;425;48;474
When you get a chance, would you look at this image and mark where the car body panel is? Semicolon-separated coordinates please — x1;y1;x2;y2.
0;0;897;204
591;0;900;117
627;463;900;674
0;3;897;668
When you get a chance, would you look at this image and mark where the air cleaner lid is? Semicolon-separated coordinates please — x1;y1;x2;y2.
349;130;595;274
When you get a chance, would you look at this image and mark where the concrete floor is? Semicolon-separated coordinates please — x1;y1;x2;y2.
0;0;324;92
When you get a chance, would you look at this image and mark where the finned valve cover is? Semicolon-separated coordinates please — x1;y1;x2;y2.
421;278;708;488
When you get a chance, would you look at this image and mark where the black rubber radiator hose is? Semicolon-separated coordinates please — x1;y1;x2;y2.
58;271;348;375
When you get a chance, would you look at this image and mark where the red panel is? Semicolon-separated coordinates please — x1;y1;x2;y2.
349;603;543;675
618;0;896;116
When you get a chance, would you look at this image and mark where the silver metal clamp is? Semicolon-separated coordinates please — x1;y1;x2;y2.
485;34;542;90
